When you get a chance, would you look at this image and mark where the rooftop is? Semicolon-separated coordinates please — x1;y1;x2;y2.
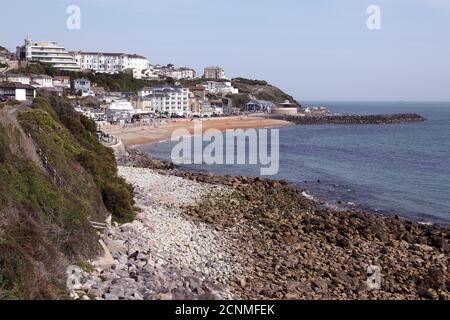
74;52;147;60
0;82;36;90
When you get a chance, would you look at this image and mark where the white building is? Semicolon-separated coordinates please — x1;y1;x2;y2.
73;79;92;95
138;86;190;116
109;100;134;112
31;75;53;88
0;74;31;85
203;81;239;95
72;52;149;76
0;82;36;101
148;65;196;80
53;76;71;89
16;36;80;71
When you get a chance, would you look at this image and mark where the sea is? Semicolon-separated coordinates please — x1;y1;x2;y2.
138;102;450;225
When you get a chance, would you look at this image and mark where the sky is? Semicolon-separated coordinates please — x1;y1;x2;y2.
1;0;450;101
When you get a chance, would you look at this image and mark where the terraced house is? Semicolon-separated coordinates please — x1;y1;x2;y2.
72;51;149;75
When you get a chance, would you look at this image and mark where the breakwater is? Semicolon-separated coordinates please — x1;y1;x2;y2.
272;113;426;125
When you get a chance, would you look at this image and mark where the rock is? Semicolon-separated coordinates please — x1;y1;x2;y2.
336;235;350;248
88;288;103;298
108;286;125;298
155;292;173;300
238;278;246;287
312;279;328;293
104;293;119;300
418;287;438;300
412;244;434;252
421;266;446;289
430;236;448;250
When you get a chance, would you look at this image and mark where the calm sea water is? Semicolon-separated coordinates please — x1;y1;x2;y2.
139;102;450;225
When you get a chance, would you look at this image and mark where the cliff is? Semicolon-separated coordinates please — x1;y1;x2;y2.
0;95;136;299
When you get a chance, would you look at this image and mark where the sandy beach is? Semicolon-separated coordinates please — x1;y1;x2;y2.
102;116;292;146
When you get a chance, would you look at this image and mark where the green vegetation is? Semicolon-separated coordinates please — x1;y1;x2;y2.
0;100;21;110
0;62;8;68
0;112;98;299
0;94;137;299
232;77;268;86
77;260;94;273
20;95;137;223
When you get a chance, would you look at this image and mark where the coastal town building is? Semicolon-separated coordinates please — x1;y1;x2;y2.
108;100;134;112
106;101;135;124
138;86;189;116
189;84;206;100
245;100;274;113
203;81;238;95
0;74;31;85
146;64;196;80
52;76;71;89
203;66;226;80
31;74;53;88
272;100;299;115
72;52;149;76
16;36;80;71
0;82;36;101
73;79;92;95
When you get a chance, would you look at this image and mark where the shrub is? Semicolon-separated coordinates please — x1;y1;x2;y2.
101;180;136;223
232;77;268;86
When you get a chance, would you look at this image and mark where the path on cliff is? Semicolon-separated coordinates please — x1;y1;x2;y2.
8;100;32;117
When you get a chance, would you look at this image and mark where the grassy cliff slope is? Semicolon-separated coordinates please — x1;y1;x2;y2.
230;78;300;108
0;95;136;299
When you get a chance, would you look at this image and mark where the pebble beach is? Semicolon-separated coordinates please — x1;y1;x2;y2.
75;150;449;300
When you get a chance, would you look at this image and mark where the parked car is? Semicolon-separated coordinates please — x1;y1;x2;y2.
0;95;8;103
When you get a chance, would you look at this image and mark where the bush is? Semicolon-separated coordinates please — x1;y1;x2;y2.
101;180;136;223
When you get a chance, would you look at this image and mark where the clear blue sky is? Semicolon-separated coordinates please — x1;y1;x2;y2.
1;0;449;101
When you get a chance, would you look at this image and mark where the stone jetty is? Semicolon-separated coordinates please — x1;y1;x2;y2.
272;113;426;125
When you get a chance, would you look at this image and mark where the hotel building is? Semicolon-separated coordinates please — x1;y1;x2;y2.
16;36;80;71
138;86;189;116
72;52;149;75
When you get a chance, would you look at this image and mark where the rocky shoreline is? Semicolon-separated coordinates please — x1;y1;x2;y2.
272;113;426;125
76;149;448;300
